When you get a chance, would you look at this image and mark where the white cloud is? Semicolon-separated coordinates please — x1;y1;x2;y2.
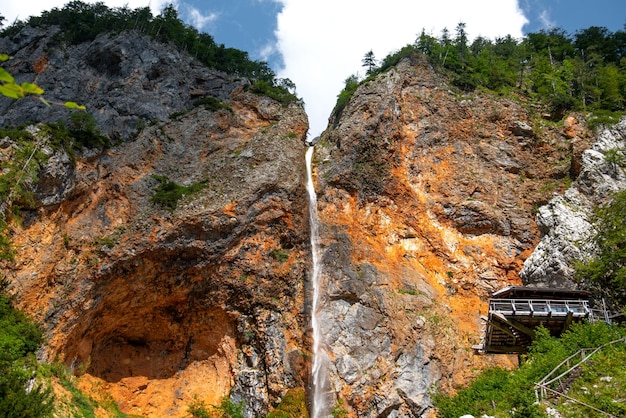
259;42;279;63
183;5;218;31
274;0;529;138
538;9;556;29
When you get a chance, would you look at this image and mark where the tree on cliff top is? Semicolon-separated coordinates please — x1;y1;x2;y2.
354;23;626;118
362;50;378;75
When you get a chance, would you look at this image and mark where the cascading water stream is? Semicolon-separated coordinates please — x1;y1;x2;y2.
306;146;331;418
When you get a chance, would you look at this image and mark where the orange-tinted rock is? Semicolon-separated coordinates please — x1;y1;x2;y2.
312;56;583;416
5;91;310;417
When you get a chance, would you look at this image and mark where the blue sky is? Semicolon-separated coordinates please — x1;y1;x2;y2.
519;0;625;35
3;0;625;137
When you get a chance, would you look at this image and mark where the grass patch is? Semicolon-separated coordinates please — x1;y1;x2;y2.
267;388;309;418
193;97;233;113
188;396;245;418
587;110;625;130
269;248;290;263
150;175;207;211
250;80;300;106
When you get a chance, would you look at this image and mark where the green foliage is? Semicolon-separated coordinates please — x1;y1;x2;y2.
266;388;309;418
362;50;378;75
331;398;348;418
0;66;44;99
188;398;212;418
44;112;110;155
377;44;421;74
587;109;625;130
1;53;85;110
0;128;50;261
216;397;245;418
45;363;97;418
575;190;626;307
433;322;626;418
93;235;117;249
65;112;110;149
250;80;300;105
150;175;206;211
0;220;14;261
0;280;54;417
0;120;100;263
603;147;626;173
269;248;290;263
187;396;244;418
192;97;232;113
331;74;360;121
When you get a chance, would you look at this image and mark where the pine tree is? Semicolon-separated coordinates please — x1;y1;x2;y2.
362;50;378;75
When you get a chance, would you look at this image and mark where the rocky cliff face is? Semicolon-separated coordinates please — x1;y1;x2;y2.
1;28;309;417
520;117;626;294
0;26;240;141
311;55;593;416
2;25;615;418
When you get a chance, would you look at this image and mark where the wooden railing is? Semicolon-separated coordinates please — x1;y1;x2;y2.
489;299;591;317
534;337;626;417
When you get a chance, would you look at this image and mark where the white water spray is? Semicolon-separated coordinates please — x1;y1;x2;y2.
306;146;331;417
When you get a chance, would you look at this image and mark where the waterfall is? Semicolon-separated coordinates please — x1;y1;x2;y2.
306;146;331;417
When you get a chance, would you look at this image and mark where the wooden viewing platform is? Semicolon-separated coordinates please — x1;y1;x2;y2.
473;286;606;354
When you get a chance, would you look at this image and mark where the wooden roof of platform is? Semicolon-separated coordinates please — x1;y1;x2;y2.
492;286;591;300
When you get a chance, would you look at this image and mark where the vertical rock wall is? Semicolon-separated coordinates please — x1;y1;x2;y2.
312;56;588;416
1;27;311;417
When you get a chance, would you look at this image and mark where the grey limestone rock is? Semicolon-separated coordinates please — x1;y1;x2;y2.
521;117;626;287
0;28;243;141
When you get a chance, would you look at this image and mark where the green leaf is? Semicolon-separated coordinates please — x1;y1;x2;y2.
0;84;23;99
0;54;9;62
0;67;15;83
20;82;44;95
64;101;86;110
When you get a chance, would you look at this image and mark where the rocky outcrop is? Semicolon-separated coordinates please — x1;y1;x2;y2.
2;26;309;418
520;117;626;289
0;27;240;140
311;56;590;416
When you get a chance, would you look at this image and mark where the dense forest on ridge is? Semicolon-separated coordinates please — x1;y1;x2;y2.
336;22;626;124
